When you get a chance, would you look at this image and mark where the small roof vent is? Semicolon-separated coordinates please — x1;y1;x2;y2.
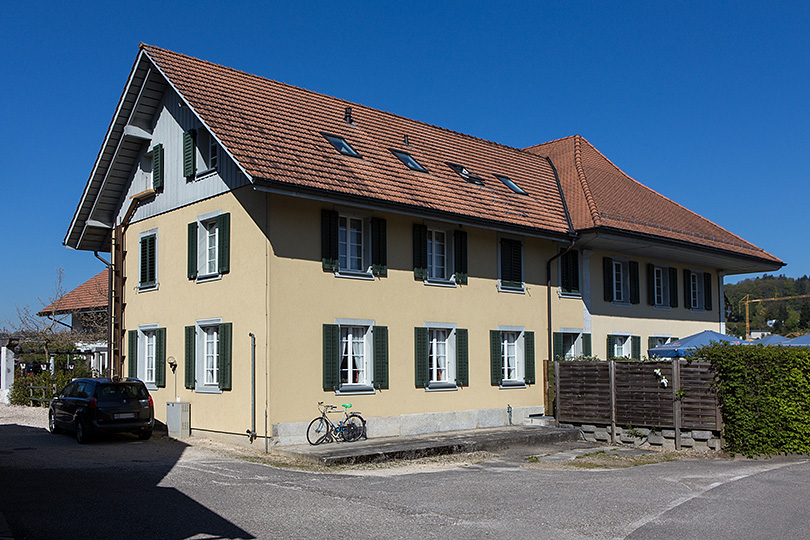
344;107;354;125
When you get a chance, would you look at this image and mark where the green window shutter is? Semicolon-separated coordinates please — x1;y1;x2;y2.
414;327;429;388
413;224;428;280
524;331;535;384
184;325;196;389
629;261;640;304
455;328;469;386
490;330;502;385
648;336;657;351
669;267;679;308
128;330;138;379
500;239;522;288
552;332;563;361
704;272;713;311
561;251;579;294
183;130;196;177
188;222;198;280
371;217;387;277
373;326;388;389
647;263;656;305
156;328;166;388
152;144;164;190
140;234;156;287
322;324;339;390
606;335;616;359
603;257;614;302
684;269;692;308
453;231;468;284
218;322;232;391
582;333;592;356
631;336;641;360
321;210;339;271
217;213;230;274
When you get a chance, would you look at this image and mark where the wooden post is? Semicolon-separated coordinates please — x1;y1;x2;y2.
673;358;681;450
609;360;616;444
553;360;560;419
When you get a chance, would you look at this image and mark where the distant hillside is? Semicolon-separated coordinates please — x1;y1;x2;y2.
725;275;810;338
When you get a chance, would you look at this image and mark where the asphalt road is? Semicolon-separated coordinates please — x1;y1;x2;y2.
1;414;809;539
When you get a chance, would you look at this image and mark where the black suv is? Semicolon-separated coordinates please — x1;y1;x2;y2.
49;378;154;443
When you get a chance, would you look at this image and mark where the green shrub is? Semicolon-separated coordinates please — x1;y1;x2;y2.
697;343;810;457
9;364;94;406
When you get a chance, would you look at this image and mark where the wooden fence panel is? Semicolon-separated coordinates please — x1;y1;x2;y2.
679;361;721;430
556;362;611;424
615;362;674;428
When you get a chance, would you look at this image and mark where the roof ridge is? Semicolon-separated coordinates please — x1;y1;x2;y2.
523;134;579;151
141;44;538;160
573;135;603;227
575;135;767;253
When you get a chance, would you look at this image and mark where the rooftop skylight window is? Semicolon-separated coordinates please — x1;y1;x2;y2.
447;162;485;185
494;174;527;195
391;149;428;173
322;133;361;158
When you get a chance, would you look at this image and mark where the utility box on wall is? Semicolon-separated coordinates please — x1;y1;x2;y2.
166;402;190;438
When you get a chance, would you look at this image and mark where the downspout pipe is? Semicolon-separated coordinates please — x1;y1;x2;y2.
247;333;257;443
544;156;577;415
94;251;113;379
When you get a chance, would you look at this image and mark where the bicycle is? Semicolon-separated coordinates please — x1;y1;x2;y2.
306;402;366;445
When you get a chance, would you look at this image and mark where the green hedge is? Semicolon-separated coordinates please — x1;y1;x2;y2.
697;343;810;457
9;363;94;406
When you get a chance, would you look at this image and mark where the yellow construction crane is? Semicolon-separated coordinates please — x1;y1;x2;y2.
739;293;810;340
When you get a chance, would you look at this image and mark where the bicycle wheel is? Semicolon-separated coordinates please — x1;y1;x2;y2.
306;417;330;445
342;414;365;442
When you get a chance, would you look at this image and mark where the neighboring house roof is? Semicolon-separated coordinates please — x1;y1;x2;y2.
65;45;782;274
38;269;109;316
524;135;782;266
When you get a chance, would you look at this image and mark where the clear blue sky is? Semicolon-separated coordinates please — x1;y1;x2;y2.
2;1;808;327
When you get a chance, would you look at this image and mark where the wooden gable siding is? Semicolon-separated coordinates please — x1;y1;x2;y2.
116;89;250;226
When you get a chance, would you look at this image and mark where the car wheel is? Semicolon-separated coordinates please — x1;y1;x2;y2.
48;411;62;434
137;430;152;441
75;418;91;444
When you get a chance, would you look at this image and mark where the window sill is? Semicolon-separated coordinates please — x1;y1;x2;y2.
193;167;218;180
335;386;376;395
138;283;159;293
690;308;706;313
653;305;672;311
424;278;457;288
335;271;375;281
196;273;222;284
195;386;222;394
558;290;581;299
145;382;158;392
611;301;632;308
425;382;458;392
499;381;527;389
498;284;525;294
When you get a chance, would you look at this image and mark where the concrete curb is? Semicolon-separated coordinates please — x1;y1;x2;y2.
273;425;581;466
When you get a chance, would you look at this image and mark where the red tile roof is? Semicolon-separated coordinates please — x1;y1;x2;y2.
524;135;782;264
38;269;108;316
141;44;572;237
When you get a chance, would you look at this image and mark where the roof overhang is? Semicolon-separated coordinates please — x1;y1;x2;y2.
575;228;784;276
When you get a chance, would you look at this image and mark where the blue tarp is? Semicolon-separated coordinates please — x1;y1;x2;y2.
784;333;810;347
647;330;748;358
754;334;789;345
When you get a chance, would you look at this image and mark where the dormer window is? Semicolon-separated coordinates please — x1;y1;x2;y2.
447;162;484;185
494;174;527;195
323;133;361;158
391;149;428;172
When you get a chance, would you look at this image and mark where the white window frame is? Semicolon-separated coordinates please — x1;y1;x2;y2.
427;228;451;282
612;259;629;304
198;129;219;174
653;264;671;308
651;335;673;348
138;228;158;292
560;330;582;360
138;323;158;390
335;318;374;393
689;270;705;311
498;325;526;387
425;322;458;390
612;333;632;358
335;212;372;278
195;317;223;394
195;210;222;282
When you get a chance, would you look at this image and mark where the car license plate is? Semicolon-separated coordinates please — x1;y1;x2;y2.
114;413;136;420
